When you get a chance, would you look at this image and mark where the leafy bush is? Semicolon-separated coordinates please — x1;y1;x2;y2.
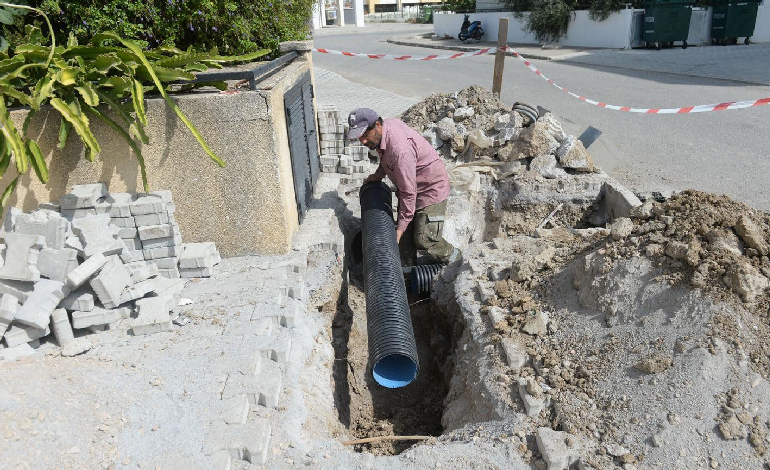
5;0;314;56
0;5;268;210
441;0;476;12
528;0;574;42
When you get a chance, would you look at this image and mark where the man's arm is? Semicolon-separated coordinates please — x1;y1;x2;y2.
390;141;418;237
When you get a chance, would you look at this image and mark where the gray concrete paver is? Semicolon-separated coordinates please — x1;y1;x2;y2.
314;67;419;118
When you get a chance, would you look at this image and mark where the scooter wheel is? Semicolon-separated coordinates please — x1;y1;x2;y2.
745;37;751;45
682;40;687;49
458;33;465;41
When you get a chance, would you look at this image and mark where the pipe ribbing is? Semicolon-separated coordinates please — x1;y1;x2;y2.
360;181;419;388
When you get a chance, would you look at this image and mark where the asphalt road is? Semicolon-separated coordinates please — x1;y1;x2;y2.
312;24;770;211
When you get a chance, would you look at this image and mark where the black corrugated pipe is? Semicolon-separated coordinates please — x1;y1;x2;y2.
360;181;420;388
410;264;444;294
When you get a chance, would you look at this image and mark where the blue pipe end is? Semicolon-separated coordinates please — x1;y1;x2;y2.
373;354;418;388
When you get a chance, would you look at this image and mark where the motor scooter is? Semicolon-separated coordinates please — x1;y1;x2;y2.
458;14;484;42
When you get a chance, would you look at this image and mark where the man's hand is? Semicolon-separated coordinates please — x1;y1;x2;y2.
396;229;404;243
363;173;379;185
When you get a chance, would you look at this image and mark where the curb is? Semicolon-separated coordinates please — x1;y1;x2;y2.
386;37;555;61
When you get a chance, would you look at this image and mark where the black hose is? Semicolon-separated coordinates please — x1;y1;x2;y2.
410;264;444;294
360;181;419;388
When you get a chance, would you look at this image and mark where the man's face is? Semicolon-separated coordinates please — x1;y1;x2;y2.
358;122;381;150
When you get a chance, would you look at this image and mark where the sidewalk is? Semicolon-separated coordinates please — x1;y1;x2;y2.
388;32;770;86
314;67;419;118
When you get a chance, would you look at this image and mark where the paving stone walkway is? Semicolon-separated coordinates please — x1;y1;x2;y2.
314;67;418;119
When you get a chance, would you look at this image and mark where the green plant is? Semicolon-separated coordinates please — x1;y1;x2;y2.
0;3;269;211
0;1;28;52
504;0;577;43
441;0;476;12
19;0;315;57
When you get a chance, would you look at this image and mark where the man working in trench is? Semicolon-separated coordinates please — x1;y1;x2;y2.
347;108;461;265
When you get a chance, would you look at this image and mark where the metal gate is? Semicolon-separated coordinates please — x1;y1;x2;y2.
284;72;319;223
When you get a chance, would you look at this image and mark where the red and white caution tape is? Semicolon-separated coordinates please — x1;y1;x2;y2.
311;45;770;113
312;47;492;60
502;45;770;114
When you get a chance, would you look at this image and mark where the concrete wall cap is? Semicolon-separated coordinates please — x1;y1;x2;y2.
279;40;313;53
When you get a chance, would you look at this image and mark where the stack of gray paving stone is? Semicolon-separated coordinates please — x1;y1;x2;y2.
316;105;376;179
0;183;220;353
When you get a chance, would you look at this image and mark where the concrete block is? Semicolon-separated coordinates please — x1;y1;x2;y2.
148;277;187;302
150;257;178;270
223;361;282;408
38;202;60;212
14;210;69;250
138;224;174;241
258;333;292;363
90;256;132;308
134;212;169;226
117;227;138;239
72;306;131;329
110;217;136;228
58;183;108;210
120;279;155;304
127;263;159;283
121;237;142;250
1;206;22;237
0;233;45;282
50;308;74;346
130;194;166;216
71;214;124;258
94;193;135;217
14;280;68;330
158;268;180;279
203;419;271;465
61;208;96;220
38;248;79;282
59;287;95;312
143;245;179;260
601;181;642;222
66;253;108;289
221;394;250;425
131;295;174;335
119;247;142;264
64;236;85;257
150;190;173;204
500;337;528;371
536;427;581;470
0;294;19;337
0;280;34;303
320;155;340;167
0;243;4;267
179;267;213;278
0;340;41;360
338;165;353;175
141;236;180;250
3;323;50;347
179;242;219;268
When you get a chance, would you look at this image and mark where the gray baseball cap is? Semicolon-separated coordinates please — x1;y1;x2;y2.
347;108;379;140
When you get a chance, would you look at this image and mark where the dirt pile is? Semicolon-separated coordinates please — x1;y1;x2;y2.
400;86;597;177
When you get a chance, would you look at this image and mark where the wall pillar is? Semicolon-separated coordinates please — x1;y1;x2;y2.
355;0;365;27
337;0;345;26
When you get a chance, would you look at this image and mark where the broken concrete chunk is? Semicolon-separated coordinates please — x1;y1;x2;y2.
66;253;108;290
14;210;69;250
718;414;748;440
522;310;549;336
14;279;68;330
37;248;79;282
131;295;174;335
1;206;22;238
629;200;654;220
127;263;159;284
119;279;155;304
71;214;124;258
61;337;92;357
59;183;108;210
735;216;768;255
633;353;673;374
0;233;45;282
725;261;769;303
476;280;495;304
0;279;34;303
501;337;528;371
556;135;596;172
89;256;131;309
610;217;634;241
706;229;744;256
485;306;508;328
518;378;549;416
529;154;566;179
600;182;642;221
50;308;75;347
453;106;474;120
536;427;581;470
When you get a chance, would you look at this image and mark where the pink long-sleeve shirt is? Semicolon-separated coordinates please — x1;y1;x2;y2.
371;118;450;232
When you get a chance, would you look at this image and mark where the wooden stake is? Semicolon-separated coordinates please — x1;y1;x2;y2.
492;18;509;96
342;435;431;445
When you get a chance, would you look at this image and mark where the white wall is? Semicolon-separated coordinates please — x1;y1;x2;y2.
754;1;770;42
434;10;634;48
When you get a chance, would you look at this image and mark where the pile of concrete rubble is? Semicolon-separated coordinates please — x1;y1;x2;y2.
401;85;597;177
0;184;220;356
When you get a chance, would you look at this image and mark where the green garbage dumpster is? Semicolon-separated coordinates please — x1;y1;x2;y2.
643;1;694;49
424;6;433;24
711;0;762;45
